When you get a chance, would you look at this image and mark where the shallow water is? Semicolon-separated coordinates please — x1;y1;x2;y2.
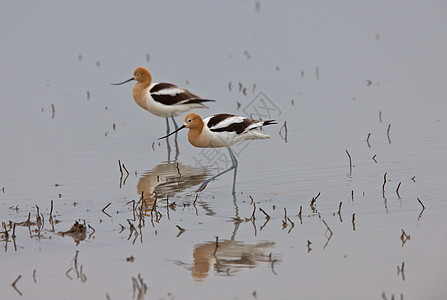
1;1;447;299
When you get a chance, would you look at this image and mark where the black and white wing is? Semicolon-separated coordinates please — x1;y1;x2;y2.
150;83;215;106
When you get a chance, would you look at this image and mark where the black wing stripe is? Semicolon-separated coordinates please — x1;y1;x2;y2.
151;94;191;106
210;119;252;135
184;99;216;104
207;114;236;128
150;83;178;93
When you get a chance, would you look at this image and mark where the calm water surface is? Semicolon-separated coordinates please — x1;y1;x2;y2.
1;1;446;299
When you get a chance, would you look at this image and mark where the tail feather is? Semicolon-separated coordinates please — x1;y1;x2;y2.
185;99;216;104
247;119;276;139
263;120;277;126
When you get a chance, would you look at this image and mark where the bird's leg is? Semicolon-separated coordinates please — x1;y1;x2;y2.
171;115;179;130
165;118;172;162
174;131;180;161
196;147;238;194
228;148;238;194
168;116;180;160
165;118;170;135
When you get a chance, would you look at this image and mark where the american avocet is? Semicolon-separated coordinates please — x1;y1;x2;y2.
112;67;215;134
159;113;276;194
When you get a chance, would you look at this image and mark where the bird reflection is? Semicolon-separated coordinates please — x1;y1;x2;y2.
136;161;209;206
191;240;275;282
173;195;278;281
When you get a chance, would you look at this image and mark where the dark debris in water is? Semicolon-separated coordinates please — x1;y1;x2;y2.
58;221;87;245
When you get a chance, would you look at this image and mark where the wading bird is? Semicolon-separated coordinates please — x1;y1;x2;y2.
159;113;276;194
112;67;215;134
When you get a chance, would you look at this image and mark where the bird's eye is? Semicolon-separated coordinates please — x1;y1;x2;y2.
187;119;192;123
135;73;140;77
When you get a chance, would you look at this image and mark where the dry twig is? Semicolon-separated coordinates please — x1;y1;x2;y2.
11;275;22;296
345;150;352;174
